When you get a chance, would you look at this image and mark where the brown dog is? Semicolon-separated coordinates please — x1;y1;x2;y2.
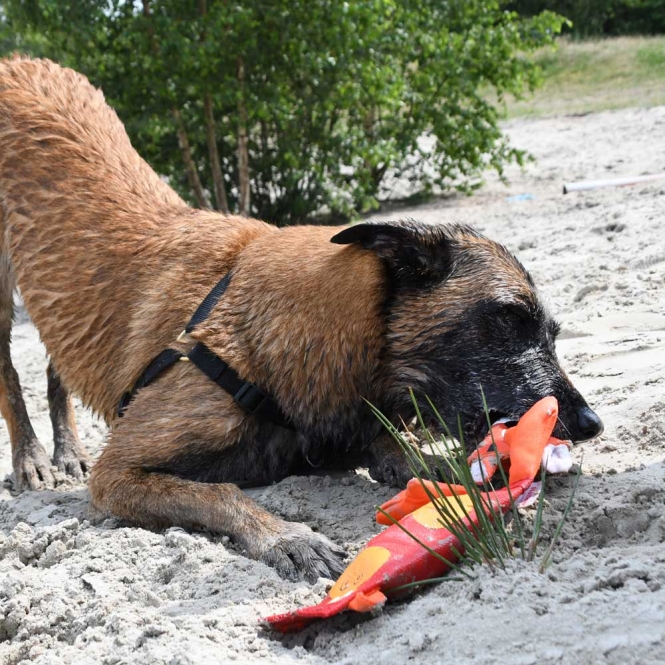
0;57;603;581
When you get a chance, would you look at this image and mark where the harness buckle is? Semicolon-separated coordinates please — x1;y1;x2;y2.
234;382;267;415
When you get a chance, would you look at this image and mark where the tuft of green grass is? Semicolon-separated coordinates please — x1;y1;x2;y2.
498;36;665;118
368;389;581;588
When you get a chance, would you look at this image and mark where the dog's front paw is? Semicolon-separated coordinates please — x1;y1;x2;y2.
367;453;415;488
368;451;447;488
256;522;346;582
12;440;56;492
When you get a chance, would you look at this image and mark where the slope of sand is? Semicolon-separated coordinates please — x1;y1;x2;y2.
1;106;664;664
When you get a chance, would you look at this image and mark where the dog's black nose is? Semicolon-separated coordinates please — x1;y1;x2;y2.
576;406;604;440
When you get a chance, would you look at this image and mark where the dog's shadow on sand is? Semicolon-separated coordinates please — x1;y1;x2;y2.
0;469;395;547
246;470;396;545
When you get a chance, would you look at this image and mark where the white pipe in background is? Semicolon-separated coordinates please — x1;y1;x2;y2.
563;173;665;194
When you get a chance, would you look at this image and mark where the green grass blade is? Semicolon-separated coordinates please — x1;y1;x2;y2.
422;394;511;565
375;506;476;579
539;461;582;573
388;575;466;593
480;386;527;559
528;467;548;562
368;390;577;585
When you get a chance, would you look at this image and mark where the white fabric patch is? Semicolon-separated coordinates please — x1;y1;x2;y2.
470;461;485;484
542;444;573;474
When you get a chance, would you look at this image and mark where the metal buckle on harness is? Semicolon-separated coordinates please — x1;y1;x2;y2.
234;383;267;414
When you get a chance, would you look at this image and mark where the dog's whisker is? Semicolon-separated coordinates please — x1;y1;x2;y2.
557;415;573;440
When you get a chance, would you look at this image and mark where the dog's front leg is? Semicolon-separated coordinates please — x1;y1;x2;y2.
90;466;343;581
88;390;345;582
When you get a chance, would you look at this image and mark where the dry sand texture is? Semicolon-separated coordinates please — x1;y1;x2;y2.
1;105;664;664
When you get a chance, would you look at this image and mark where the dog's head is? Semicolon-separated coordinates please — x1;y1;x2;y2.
332;220;603;445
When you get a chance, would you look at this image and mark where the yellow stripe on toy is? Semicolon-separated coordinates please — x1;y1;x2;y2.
329;546;391;599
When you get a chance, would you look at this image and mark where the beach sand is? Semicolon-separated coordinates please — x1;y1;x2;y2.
1;105;664;664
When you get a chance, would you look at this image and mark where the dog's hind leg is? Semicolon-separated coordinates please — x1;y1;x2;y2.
0;231;55;491
47;361;90;480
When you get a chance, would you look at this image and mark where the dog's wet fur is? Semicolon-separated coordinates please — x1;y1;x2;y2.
0;57;603;581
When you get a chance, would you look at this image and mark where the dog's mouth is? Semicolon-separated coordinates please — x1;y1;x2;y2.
486;409;518;427
466;405;575;445
423;403;570;447
468;408;519;444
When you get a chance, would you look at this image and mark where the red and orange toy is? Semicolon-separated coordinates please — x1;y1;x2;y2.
266;396;568;632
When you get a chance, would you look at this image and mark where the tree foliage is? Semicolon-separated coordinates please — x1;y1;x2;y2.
1;1;564;224
509;0;665;37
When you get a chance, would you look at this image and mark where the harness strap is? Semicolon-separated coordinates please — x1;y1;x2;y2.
187;342;292;429
185;271;233;334
117;273;293;430
117;349;183;416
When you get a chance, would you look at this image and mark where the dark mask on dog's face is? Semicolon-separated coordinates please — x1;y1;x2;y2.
332;220;604;447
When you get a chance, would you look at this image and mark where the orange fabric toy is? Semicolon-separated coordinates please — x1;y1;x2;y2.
266;397;561;632
377;411;571;526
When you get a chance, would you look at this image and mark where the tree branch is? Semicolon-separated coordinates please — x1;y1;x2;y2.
237;56;250;216
143;0;208;208
203;93;230;213
172;107;208;209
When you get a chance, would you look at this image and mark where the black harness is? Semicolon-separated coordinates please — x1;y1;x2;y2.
117;272;293;430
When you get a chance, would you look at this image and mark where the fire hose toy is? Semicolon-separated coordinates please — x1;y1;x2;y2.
265;396;573;632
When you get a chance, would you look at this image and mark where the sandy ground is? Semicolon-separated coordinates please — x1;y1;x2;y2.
1;106;664;665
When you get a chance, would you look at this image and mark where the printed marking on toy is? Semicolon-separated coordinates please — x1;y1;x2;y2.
329;546;391;598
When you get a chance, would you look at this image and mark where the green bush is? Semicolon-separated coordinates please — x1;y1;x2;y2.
1;1;564;224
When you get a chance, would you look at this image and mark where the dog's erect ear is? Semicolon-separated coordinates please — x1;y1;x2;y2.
331;220;455;282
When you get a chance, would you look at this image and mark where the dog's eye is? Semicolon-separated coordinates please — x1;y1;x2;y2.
498;304;531;326
490;304;540;341
479;301;536;341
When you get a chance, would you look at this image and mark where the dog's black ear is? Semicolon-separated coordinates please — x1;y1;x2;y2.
331;220;455;282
